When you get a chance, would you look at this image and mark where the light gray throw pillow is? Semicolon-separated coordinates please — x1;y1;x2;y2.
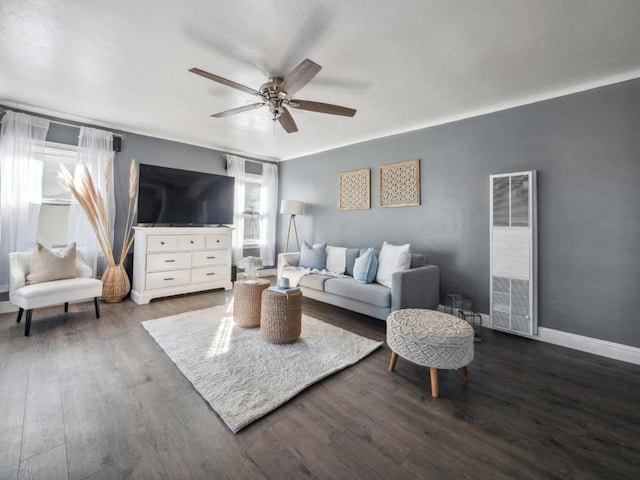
298;241;327;269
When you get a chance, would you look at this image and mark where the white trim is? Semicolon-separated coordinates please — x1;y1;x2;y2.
535;327;640;366
0;301;19;314
283;68;640;161
439;305;640;365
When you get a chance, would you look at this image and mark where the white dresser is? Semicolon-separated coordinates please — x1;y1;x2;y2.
131;226;233;305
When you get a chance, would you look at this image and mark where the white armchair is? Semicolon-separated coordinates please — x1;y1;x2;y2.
9;250;103;336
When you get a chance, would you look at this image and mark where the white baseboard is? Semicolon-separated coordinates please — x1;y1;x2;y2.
439;306;640;366
535;327;640;365
0;301;18;314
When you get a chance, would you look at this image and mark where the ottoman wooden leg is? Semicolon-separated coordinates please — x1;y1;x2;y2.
388;351;398;371
460;366;469;383
429;368;439;398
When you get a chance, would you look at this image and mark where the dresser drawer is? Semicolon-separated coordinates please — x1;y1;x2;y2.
206;234;229;249
177;234;205;251
192;250;230;267
146;252;191;272
147;235;177;252
191;265;228;284
145;269;190;290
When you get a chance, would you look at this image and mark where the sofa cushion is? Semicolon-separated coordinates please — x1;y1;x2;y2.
375;242;411;288
344;248;361;277
324;278;391;308
298;273;333;291
299;241;327;269
27;242;77;285
353;248;378;284
11;277;103;310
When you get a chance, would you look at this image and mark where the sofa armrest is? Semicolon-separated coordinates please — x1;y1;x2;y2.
8;252;26;299
277;252;301;279
391;264;440;311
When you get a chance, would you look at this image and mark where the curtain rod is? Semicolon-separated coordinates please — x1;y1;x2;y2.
223;152;277;166
0;106;125;138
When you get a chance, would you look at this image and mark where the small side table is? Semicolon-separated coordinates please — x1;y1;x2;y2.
444;293;472;315
233;279;270;328
260;290;302;344
458;309;482;342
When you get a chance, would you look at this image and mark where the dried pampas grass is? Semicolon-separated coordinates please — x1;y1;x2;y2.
58;153;138;267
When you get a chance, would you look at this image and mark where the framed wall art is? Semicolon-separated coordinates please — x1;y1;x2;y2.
339;168;370;210
379;159;421;208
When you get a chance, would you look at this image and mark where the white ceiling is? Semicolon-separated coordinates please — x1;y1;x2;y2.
2;0;640;161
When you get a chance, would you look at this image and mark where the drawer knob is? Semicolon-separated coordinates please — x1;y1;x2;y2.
160;241;165;245
164;259;175;263
164;277;174;281
190;240;194;244
216;239;220;243
206;272;215;276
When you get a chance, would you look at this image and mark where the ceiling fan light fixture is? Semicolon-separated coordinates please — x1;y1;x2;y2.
190;59;356;133
268;100;283;119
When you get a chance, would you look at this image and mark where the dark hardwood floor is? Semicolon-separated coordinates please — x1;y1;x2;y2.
1;285;639;480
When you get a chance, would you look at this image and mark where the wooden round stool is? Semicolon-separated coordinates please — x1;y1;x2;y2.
233;279;270;328
260;290;302;344
387;309;474;397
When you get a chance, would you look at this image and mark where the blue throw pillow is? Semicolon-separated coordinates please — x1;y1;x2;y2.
298;241;327;269
353;248;378;284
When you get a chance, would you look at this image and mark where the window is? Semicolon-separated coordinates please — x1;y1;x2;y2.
243;174;262;248
36;142;78;247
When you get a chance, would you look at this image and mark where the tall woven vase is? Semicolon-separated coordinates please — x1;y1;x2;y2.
101;264;131;303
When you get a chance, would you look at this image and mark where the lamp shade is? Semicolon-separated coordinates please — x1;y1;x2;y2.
280;199;304;216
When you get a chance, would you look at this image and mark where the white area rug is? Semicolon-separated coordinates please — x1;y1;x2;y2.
142;304;383;433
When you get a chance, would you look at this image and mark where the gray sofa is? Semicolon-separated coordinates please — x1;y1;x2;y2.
277;249;440;320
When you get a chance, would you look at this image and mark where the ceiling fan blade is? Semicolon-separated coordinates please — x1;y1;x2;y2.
289;99;356;117
211;103;265;118
278;107;298;133
189;68;262;97
277;59;322;96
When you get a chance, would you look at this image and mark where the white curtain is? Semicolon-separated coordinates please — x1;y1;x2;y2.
0;110;50;292
68;127;114;276
260;162;278;266
226;154;246;264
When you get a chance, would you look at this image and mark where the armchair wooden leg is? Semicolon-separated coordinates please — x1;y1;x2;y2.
388;351;398;371
25;310;33;337
16;308;23;323
94;297;100;319
64;302;69;313
429;368;439;398
460;366;469;383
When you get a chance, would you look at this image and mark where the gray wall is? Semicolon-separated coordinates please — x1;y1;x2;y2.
278;78;640;348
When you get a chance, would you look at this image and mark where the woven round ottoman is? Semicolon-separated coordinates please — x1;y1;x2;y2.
233;279;270;328
387;309;474;398
260;290;302;344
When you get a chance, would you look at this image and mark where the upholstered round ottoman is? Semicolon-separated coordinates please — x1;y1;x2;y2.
387;309;474;397
260;290;302;344
233;279;270;328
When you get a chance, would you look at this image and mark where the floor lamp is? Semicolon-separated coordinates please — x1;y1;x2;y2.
281;200;304;252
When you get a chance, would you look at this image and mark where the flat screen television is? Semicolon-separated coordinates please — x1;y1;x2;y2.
137;164;235;226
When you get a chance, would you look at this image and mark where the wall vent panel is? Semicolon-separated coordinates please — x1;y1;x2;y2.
490;171;537;336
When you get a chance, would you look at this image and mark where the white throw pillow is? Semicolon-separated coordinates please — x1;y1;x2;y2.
375;242;411;288
325;246;347;274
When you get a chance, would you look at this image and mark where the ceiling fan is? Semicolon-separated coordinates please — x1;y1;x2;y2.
189;59;356;133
